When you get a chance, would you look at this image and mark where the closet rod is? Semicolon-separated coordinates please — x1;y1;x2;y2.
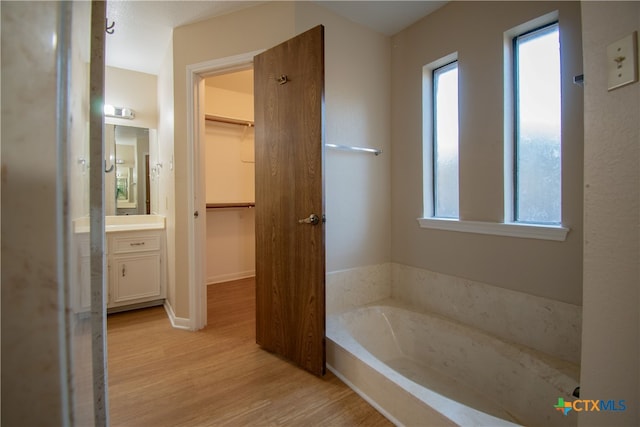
206;202;255;210
205;114;254;127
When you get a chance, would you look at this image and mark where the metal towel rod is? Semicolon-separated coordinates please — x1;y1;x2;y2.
325;143;382;156
203;118;381;155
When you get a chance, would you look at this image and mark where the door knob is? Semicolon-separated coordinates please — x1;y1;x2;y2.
298;213;320;225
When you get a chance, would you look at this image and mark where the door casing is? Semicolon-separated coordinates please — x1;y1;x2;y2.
187;32;326;356
186;51;263;330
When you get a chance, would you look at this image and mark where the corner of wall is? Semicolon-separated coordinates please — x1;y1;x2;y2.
157;38;176;310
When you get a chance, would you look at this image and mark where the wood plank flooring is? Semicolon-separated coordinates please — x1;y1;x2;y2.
107;278;392;426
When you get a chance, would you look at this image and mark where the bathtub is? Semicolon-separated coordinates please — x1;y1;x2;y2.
326;301;580;426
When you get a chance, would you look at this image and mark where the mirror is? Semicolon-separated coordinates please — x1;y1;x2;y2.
105;124;156;215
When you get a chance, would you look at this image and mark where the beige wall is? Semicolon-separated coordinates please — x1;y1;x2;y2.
171;2;391;318
295;2;392;271
390;1;584;305
105;66;158;129
157;40;177;310
580;2;640;425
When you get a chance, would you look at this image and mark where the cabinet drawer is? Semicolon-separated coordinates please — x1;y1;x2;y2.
112;234;161;253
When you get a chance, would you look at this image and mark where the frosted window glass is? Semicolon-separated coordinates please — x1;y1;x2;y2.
515;24;561;224
433;62;459;218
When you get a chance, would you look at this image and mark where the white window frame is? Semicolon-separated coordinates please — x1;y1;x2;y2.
417;217;568;241
432;60;460;219
418;13;569;241
512;21;562;225
422;53;458;219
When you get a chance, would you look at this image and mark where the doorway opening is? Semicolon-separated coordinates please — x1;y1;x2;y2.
188;27;326;376
186;51;261;330
203;69;256;330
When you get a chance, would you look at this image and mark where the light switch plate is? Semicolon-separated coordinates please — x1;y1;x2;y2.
607;31;638;91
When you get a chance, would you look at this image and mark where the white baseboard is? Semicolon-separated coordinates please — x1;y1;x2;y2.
207;270;255;285
163;300;191;330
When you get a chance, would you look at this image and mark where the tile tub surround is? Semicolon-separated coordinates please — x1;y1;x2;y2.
327;303;580;427
326;263;391;315
391;264;582;364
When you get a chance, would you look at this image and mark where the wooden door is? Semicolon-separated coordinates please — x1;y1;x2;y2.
254;25;326;376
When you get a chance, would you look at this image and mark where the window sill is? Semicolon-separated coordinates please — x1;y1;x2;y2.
417;217;569;241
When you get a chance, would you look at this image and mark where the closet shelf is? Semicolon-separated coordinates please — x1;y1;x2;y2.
206;202;255;210
205;114;254;127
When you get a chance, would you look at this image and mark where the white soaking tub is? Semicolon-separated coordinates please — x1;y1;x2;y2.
326;301;580;426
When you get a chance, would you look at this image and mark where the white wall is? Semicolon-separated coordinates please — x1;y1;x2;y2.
580;2;640;425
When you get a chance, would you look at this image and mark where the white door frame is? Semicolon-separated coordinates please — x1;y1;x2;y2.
185;50;262;330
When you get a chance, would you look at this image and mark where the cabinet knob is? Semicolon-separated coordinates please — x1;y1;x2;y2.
122;264;126;277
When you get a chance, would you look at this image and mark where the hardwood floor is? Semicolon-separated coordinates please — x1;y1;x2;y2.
107;278;392;426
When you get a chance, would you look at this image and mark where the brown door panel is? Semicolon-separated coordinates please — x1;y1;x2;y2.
254;25;326;376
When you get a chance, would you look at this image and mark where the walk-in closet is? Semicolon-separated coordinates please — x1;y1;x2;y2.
204;70;255;286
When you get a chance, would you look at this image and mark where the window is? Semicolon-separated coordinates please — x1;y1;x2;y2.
513;23;561;224
432;61;459;218
419;18;568;241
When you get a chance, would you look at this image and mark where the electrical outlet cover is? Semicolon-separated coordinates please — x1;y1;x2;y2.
607;31;638;91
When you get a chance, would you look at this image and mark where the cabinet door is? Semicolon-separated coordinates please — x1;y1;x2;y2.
111;253;161;305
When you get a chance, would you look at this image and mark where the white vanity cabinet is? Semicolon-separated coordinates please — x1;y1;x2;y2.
72;215;167;313
108;230;165;311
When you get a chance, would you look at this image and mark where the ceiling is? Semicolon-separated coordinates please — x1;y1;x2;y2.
106;1;446;76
